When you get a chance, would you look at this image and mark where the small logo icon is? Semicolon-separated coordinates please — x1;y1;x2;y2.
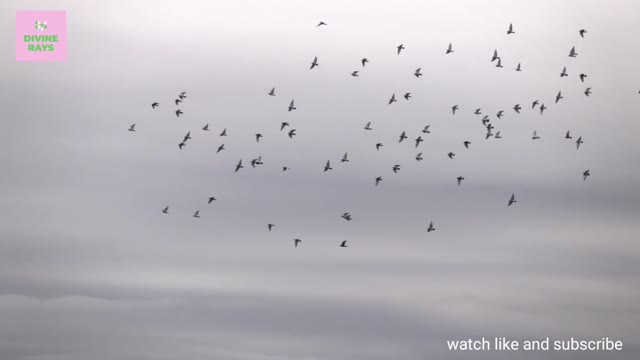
35;20;48;31
16;11;66;62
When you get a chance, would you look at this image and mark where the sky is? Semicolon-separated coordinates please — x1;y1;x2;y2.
1;0;639;359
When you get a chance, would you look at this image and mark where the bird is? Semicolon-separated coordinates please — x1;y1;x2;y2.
235;160;243;172
415;136;423;148
201;123;210;132
268;224;275;231
495;131;502;139
179;142;186;150
497;110;504;119
422;125;430;134
579;73;587;82
255;133;263;143
404;92;412;100
294;238;302;247
361;58;369;67
288;100;296;111
516;63;522;72
463;141;471;149
560;66;568;77
457;176;464;186
282;166;290;172
475;108;482;115
376;143;383;150
583;170;590;181
427;221;435;232
495;58;503;68
162;206;169;214
310;56;319;69
179;92;186;100
317;21;327;27
351;71;359;77
151;102;159;109
555;91;563;103
584;87;592;96
175;110;183;117
508;194;516;206
341;212;352;221
397;44;405;55
375;176;383;186
268;87;276;96
565;130;572;139
507;23;515;34
532;131;540;140
491;49;500;62
539;104;546;114
414;68;422;78
532;100;539;109
324;160;332;172
175;99;182;105
208;197;216;204
452;105;459;115
341;152;349;162
193;210;200;218
388;93;397;104
183;131;191;142
392;165;401;173
448;152;455;159
579;29;587;38
288;129;296;139
364;122;372;131
514;104;521;113
340;240;348;248
220;128;227;136
280;122;289;131
399;131;408;143
569;46;578;57
216;144;225;153
446;43;453;54
415;152;423;161
250;157;262;168
128;124;136;132
576;136;583;149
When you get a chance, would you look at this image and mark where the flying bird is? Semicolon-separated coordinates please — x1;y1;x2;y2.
376;143;383;150
324;160;332;172
415;152;423;161
162;206;169;214
415;136;423;148
175;110;183;117
579;29;587;38
399;131;408;143
427;221;436;232
560;66;568;77
516;63;522;72
495;131;502;139
340;240;348;248
317;21;327;27
388;93;397;104
495;58;503;68
532;100;539;109
404;92;412;100
414;68;422;78
351;71;359;77
569;46;577;57
361;58;369;67
208;197;216;204
151;102;159;109
288;100;296;112
364;122;372;130
280;122;289;131
514;104;521;113
288;129;297;138
193;210;200;218
220;128;227;136
576;136;583;149
216;144;225;153
565;131;572;139
179;93;186;100
452;105;458;115
202;124;210;131
341;212;352;221
179;142;186;150
457;176;464;186
397;44;405;55
294;238;302;247
446;43;453;54
128;124;136;132
310;56;319;69
375;176;383;186
579;73;587;82
448;152;455;159
497;110;504;119
491;49;500;62
339;152;349;163
555;91;563;103
584;87;592;96
268;224;275;231
463;141;471;149
532;131;540;140
268;87;276;96
175;99;182;105
392;164;401;173
583;170;590;181
235;160;243;172
539;104;546;114
474;108;482;115
507;23;515;34
183;131;191;142
422;125;430;134
255;133;263;143
508;194;517;206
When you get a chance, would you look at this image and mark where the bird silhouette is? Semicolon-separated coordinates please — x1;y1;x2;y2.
583;170;590;181
579;73;587;82
294;238;302;247
576;136;583;149
128;124;136;132
414;68;422;78
448;152;455;159
388;93;397;104
397;44;405;55
268;87;276;96
584;87;591;96
288;100;296;111
376;143;383;150
569;46;578;57
516;63;522;71
508;194;516;206
422;125;430;134
288;129;296;138
560;66;568;77
514;104;521;113
341;212;352;221
579;29;587;38
463;141;471;149
452;105;459;115
415;136;423;148
220;128;227;136
457;176;464;186
216;144;225;153
427;221;435;232
496;110;504;119
175;99;182;105
255;133;263;143
475;108;482;115
235;160;243;172
317;21;327;27
179;92;187;99
268;224;275;231
555;91;563;103
175;110;183;117
193;210;200;218
404;92;412;100
324;160;332;172
361;58;369;67
495;131;502;139
495;58;503;68
491;49;500;62
351;71;359;77
183;132;191;142
507;23;515;34
392;165;401;173
532;131;540;140
310;56;319;69
162;206;169;214
565;131;572;139
364;122;373;131
532;100;539;109
399;131;408;143
539;104;546;114
179;142;186;150
340;240;348;248
341;152;349;162
375;176;383;186
208;197;216;204
446;43;453;54
151;102;159;109
415;152;423;161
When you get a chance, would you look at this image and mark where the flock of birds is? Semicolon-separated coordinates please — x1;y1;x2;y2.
128;22;603;248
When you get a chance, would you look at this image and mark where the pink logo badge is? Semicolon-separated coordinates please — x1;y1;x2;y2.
16;11;67;62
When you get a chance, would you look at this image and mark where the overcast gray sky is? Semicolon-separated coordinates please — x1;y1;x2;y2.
1;0;639;359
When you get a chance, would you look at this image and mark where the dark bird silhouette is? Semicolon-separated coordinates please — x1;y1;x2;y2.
351;71;359;77
179;93;186;100
201;124;210;131
361;58;369;67
446;43;453;54
422;125;430;134
282;166;290;172
491;49;500;62
162;206;169;214
514;104;521;113
151;102;159;109
414;68;422;78
579;73;587;82
475;108;482;115
399;131;408;143
579;29;587;38
216;144;225;153
508;193;516;206
584;87;591;96
463;141;471;149
452;105;458;115
583;170;590;181
268;224;275;231
569;46;577;57
397;44;405;55
310;56;319;69
268;87;276;96
317;21;327;27
415;136;423;148
376;143;383;150
497;110;504;119
255;133;263;143
457;176;464;186
507;23;515;34
288;129;296;138
532;100;539;109
128;124;136;132
288;100;296;112
175;109;183;117
324;160;332;172
364;122;372;130
183;131;191;142
532;131;540;140
340;240;348;248
576;136;583;149
404;92;412;100
208;197;216;204
560;66;568;77
539;103;546;114
220;128;227;136
341;212;352;221
340;152;349;163
294;238;302;247
388;93;397;104
179;142;186;150
495;58;503;68
175;99;182;106
251;156;263;168
280;122;289;131
375;176;383;186
495;131;502;139
392;164;401;173
565;131;572;139
427;221;435;232
448;152;455;159
555;91;563;103
516;63;522;72
193;210;200;218
235;160;243;172
415;152;423;161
